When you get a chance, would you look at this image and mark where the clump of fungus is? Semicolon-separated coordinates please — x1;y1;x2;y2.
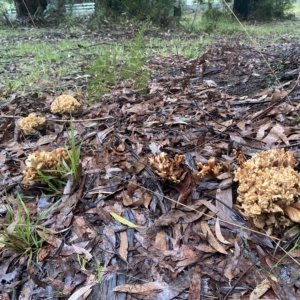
197;157;222;178
234;149;300;229
149;152;184;183
22;148;71;187
50;95;81;114
19;113;46;134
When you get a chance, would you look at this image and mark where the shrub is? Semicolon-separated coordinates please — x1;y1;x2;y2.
94;0;177;25
253;0;295;20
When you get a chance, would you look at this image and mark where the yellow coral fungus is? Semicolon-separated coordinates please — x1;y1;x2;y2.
197;157;222;178
234;149;300;229
50;95;81;114
148;152;184;183
19;113;46;134
22;148;71;187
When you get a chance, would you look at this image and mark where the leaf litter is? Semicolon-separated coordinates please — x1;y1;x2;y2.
1;31;300;300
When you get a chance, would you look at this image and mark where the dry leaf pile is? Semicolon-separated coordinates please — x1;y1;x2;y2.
1;41;300;299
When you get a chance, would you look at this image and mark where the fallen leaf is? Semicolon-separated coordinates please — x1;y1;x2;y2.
113;282;166;295
200;221;227;254
215;218;232;245
110;211;143;228
154;230;168;251
284;205;300;223
72;244;92;261
188;265;201;300
250;278;270;300
68;283;96;300
119;231;128;261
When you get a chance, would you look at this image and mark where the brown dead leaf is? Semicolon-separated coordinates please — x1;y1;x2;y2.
119;231;128;261
103;225;116;265
134;156;148;173
36;134;58;146
284;205;300;223
194;243;217;253
198;199;232;224
85;203;111;225
113;282;166;295
200;221;227;254
68;283;96;300
154;230;168;251
51;192;78;230
72;244;92;261
96;127;114;144
176;245;200;268
256;122;272;140
73;216;97;239
250;278;271;300
262;123;288;145
270;91;282;105
188;265;201;300
215;218;232;245
37;229;74;256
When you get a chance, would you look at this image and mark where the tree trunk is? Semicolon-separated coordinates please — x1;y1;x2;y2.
233;0;257;18
14;0;47;18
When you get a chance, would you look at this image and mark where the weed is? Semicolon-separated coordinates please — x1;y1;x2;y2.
87;23;150;100
77;253;88;271
95;259;103;283
30;121;81;194
0;193;58;267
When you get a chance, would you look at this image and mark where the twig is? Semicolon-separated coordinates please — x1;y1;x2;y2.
0;115;114;122
251;73;300;122
223;263;254;300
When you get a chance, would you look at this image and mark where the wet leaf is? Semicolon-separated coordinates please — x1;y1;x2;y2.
110;212;143;228
113;282;166;295
200;221;227;254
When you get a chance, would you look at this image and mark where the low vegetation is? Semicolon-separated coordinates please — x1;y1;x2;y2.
1;1;300;299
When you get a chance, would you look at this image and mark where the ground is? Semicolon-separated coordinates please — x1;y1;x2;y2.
1;7;300;300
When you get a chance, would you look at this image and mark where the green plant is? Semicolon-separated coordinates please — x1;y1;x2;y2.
0;193;58;267
253;0;295;20
87;23;150;99
95;259;103;283
95;0;176;25
32;121;81;194
77;253;88;270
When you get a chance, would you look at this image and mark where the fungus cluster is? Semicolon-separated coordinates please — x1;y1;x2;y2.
148;152;184;183
234;149;300;229
22;148;71;187
197;157;222;178
20;113;46;134
50;95;81;114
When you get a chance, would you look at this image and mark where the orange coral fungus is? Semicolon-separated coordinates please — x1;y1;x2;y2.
234;149;300;229
148;152;184;183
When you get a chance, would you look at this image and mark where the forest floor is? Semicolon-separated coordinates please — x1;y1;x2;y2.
1;10;300;300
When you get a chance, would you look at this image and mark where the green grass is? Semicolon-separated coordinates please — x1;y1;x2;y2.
0;193;58;267
87;23;150;98
32;122;81;194
1;3;300;97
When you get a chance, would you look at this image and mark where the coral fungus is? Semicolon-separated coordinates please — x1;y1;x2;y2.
197;157;222;178
50;95;81;114
149;152;184;183
20;113;46;134
22;148;70;187
234;149;300;229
